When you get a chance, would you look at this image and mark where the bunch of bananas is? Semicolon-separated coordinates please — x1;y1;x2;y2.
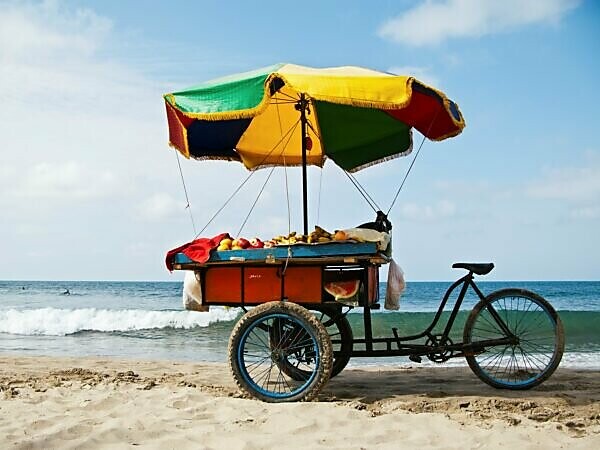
270;226;335;245
271;231;306;245
307;225;334;243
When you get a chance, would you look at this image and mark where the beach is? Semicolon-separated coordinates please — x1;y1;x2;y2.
1;355;598;449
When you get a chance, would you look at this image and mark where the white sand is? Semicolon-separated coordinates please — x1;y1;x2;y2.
1;355;599;449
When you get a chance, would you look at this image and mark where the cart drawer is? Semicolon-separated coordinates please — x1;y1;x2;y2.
244;267;281;304
284;266;322;303
204;267;242;303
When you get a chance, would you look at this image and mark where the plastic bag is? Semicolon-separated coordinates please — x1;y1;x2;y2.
183;271;210;312
385;259;405;311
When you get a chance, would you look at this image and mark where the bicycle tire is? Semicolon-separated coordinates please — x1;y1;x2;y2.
463;288;564;390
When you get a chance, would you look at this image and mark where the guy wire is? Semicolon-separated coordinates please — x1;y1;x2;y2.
174;150;197;236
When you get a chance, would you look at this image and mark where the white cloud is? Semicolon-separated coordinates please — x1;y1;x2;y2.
387;66;440;87
0;0;111;60
17;161;118;200
570;206;600;220
137;193;184;221
378;0;580;46
398;200;456;221
527;164;600;203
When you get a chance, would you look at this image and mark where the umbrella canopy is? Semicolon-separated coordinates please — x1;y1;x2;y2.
164;63;465;173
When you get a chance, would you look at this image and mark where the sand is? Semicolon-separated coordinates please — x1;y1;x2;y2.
1;355;599;449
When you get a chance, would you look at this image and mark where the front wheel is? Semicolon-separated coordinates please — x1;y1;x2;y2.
463;288;564;390
228;301;333;402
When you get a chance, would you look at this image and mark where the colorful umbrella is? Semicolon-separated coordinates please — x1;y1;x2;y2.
164;63;464;172
164;63;465;233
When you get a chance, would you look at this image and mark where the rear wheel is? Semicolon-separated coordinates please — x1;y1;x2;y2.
463;288;564;390
228;301;332;402
276;306;352;380
315;307;353;377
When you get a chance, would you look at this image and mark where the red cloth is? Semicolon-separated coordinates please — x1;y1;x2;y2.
165;233;230;271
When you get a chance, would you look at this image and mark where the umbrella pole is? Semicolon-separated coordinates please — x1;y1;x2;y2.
299;94;309;236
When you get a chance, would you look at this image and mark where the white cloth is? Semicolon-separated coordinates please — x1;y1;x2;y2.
342;228;390;251
183;271;209;312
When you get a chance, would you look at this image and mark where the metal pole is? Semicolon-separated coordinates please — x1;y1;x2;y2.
300;94;309;236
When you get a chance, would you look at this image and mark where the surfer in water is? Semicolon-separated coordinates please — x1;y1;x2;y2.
62;288;71;295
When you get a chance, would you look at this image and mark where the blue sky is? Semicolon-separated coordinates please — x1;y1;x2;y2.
1;0;599;281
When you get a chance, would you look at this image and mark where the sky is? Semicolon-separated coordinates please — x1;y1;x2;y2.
0;0;599;281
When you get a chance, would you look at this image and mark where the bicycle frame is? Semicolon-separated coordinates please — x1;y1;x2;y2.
343;271;518;359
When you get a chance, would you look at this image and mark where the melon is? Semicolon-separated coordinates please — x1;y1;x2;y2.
324;280;360;300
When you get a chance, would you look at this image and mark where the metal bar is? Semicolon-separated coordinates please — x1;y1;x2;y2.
469;279;515;337
300;94;309;235
395;274;470;341
441;273;472;339
363;305;373;352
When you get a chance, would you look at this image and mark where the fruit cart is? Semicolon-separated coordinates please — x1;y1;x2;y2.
164;64;564;402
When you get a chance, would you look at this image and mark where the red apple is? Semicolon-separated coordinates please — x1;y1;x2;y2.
249;238;264;248
236;238;250;249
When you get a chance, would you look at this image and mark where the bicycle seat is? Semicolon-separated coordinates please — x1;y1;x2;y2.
452;262;494;275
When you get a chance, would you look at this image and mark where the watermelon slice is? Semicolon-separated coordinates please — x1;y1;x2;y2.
324;280;360;301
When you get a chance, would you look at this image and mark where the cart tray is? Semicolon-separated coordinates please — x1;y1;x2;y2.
172;241;383;267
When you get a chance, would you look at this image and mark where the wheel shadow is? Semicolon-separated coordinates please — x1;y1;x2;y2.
321;367;600;406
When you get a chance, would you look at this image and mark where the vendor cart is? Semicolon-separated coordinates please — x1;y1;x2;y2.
164;64;564;402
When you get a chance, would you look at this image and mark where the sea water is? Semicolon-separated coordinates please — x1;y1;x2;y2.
1;280;599;368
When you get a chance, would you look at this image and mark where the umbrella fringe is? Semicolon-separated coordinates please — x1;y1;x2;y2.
346;145;413;173
164;75;466;134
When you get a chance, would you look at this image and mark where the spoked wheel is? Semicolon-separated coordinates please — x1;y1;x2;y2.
315;307;353;377
276;306;353;381
228;301;332;402
463;288;564;390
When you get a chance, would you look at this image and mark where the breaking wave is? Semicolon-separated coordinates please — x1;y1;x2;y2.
0;307;240;336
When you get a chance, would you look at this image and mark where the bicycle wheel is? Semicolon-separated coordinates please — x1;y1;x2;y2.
315;307;353;378
463;288;564;390
276;306;353;381
228;301;333;402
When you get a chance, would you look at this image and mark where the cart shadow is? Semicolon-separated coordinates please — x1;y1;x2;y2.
322;367;600;407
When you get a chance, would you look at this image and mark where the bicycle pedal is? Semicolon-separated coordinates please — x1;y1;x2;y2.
408;355;422;363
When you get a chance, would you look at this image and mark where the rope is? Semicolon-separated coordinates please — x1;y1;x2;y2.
316;165;323;224
275;92;292;236
236;118;300;237
174;150;197;236
283;156;291;236
347;171;382;211
387;107;441;215
236;166;276;236
340;168;379;213
195;118;300;237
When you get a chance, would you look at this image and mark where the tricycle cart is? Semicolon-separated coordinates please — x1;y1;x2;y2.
164;63;564;402
171;244;564;402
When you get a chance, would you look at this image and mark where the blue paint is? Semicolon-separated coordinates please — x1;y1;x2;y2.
173;242;379;264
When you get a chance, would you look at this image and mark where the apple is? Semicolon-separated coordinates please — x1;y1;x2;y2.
231;245;244;250
219;238;233;247
263;240;276;248
236;238;250;249
217;243;230;251
249;238;264;248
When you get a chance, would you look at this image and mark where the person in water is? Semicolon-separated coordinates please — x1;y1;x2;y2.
62;288;70;295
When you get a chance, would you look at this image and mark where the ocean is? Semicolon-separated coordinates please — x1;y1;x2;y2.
1;280;599;369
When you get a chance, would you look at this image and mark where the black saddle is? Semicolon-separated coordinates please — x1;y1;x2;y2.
452;262;494;275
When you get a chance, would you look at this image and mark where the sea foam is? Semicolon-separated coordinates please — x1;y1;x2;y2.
0;307;239;336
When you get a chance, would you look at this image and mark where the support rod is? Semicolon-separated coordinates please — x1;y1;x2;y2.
299;94;309;236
